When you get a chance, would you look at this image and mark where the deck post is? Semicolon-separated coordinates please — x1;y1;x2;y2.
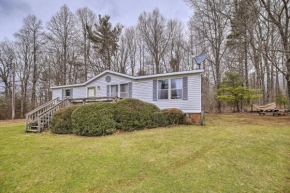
25;114;28;131
37;117;41;132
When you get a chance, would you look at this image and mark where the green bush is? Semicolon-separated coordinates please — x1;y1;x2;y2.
50;105;79;134
161;108;184;125
71;103;117;136
151;111;169;127
115;98;160;131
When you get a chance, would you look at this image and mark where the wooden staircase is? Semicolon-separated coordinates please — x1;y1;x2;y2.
25;97;71;133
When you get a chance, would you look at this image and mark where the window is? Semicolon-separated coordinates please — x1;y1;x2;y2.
87;87;95;98
171;79;182;99
158;80;169;99
65;89;71;97
111;85;118;97
120;84;129;98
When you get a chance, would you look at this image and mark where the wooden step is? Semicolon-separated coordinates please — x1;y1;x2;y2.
26;129;38;133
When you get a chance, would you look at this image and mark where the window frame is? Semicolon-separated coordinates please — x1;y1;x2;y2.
170;78;183;99
64;89;71;98
120;83;129;98
110;84;119;97
156;78;183;100
87;87;96;98
157;79;169;100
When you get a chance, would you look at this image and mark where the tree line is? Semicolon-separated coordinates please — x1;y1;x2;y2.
0;0;289;119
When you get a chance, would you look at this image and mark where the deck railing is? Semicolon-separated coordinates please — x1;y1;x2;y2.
69;96;120;104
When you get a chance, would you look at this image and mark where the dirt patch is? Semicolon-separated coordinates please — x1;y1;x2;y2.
0;119;25;126
206;113;290;127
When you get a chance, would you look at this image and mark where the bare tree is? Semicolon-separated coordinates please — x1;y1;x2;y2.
47;4;76;85
124;27;138;75
137;8;171;74
252;0;290;109
75;7;97;81
187;0;230;112
0;39;16;119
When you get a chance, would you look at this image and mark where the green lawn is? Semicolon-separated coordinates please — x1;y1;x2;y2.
0;114;289;193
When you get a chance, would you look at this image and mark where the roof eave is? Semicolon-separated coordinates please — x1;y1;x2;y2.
50;69;204;89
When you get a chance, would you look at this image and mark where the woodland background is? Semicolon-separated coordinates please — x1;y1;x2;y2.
0;0;289;119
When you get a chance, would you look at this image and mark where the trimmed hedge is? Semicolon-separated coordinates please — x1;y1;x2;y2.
50;105;79;134
161;108;184;125
51;99;185;137
71;102;117;136
115;98;160;131
152;111;169;127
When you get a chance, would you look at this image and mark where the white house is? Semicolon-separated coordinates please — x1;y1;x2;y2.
50;69;203;123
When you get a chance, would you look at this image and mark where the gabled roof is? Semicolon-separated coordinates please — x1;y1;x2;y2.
50;69;204;89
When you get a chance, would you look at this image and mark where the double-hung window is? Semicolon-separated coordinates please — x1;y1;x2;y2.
171;78;182;99
111;85;118;97
156;78;183;100
158;79;169;99
120;84;129;98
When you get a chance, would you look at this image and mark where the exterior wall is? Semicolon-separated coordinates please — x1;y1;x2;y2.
132;74;201;113
51;72;202;113
86;73;133;97
52;88;62;99
51;73;133;99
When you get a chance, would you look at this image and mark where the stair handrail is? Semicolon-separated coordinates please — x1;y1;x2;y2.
25;97;60;131
26;97;59;116
37;97;71;131
38;97;70;118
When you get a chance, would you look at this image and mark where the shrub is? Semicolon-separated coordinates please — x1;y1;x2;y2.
50;105;79;134
71;103;117;136
115;98;160;131
151;111;169;127
161;108;184;125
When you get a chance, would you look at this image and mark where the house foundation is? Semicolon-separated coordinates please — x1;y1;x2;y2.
185;112;204;125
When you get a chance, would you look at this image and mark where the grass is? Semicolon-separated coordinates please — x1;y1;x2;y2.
0;114;289;193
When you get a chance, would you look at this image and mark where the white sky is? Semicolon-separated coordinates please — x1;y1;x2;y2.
0;0;193;39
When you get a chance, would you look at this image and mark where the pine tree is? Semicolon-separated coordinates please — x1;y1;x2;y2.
216;72;261;112
87;15;123;71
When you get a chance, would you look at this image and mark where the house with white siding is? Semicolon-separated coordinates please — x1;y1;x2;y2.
50;69;204;124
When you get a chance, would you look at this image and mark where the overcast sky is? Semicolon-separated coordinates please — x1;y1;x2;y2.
0;0;193;40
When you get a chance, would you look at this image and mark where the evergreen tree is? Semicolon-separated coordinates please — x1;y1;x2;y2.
216;72;261;112
87;15;123;71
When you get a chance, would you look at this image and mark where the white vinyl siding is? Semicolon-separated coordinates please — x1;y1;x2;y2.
52;89;62;99
132;74;201;113
51;72;202;113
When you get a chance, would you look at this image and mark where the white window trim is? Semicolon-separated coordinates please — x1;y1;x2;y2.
120;83;129;98
157;78;183;101
110;83;130;98
157;79;169;100
110;84;119;97
170;78;183;100
64;89;71;97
